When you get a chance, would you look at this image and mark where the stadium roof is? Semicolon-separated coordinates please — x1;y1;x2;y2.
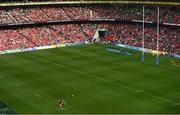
0;1;180;7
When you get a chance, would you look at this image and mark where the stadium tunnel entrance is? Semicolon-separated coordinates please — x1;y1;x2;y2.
92;29;108;42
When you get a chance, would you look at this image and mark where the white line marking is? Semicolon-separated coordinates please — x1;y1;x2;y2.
34;93;42;98
14;83;21;87
134;89;148;94
58;106;71;111
64;106;71;111
174;103;180;106
93;76;177;105
25;54;178;105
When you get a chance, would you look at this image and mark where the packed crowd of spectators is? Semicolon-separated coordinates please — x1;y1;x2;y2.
0;0;179;3
0;23;179;54
0;0;80;3
0;5;179;25
0;4;179;54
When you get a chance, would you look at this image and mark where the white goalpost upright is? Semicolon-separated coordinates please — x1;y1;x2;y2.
141;6;145;62
156;6;160;64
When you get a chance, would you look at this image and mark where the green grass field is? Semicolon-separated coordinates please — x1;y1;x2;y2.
0;44;180;114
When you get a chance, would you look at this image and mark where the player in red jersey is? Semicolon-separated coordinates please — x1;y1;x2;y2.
58;99;65;109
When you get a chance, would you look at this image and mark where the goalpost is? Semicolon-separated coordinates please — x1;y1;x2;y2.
156;6;160;65
141;6;160;64
141;6;145;62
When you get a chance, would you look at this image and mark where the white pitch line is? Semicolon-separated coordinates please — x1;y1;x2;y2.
174;103;180;106
63;106;71;111
134;89;148;94
34;93;42;98
14;83;21;87
58;106;71;111
25;54;178;105
93;76;177;105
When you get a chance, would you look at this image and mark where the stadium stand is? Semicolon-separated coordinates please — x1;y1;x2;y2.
0;3;179;54
0;0;80;3
0;0;179;3
0;24;179;53
0;5;179;25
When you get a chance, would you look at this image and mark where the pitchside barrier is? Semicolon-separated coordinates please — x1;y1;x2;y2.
0;42;86;55
0;44;65;55
107;48;133;56
116;44;168;55
117;44;180;58
1;43;179;59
